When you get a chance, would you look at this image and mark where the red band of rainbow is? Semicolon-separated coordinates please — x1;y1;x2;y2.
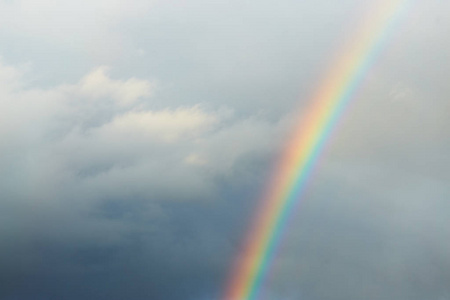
223;1;411;299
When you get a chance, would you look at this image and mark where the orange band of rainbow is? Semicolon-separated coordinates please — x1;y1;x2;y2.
223;1;410;299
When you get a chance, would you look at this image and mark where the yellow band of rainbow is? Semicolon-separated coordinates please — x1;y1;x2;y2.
223;1;411;299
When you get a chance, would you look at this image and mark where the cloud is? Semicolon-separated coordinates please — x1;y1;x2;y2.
0;59;289;299
262;161;450;300
0;0;157;41
101;107;218;142
1;1;450;299
78;67;154;106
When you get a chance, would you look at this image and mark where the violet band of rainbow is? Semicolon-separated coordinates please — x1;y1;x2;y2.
223;1;411;299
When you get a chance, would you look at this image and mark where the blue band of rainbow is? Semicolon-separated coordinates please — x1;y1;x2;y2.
223;1;410;299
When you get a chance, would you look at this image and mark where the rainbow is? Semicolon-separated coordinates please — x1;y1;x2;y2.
223;1;410;299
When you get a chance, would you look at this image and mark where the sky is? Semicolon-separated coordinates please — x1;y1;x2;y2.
0;0;449;299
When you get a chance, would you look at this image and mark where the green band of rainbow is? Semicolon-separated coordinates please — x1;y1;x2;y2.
223;1;410;299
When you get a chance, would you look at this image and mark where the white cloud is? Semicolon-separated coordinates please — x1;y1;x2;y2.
0;60;286;206
78;67;154;106
99;107;218;142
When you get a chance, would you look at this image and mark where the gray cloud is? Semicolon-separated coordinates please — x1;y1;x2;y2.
0;59;286;299
0;0;449;299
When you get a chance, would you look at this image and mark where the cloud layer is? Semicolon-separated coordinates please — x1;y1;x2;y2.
0;60;288;299
0;0;450;299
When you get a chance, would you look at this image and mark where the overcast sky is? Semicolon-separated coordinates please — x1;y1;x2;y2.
0;0;449;299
